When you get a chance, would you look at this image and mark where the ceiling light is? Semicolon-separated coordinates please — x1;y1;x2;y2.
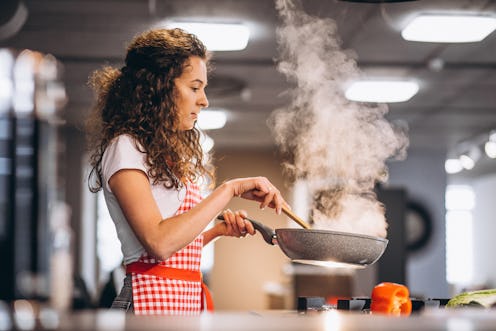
459;147;481;170
345;80;419;103
402;14;496;43
484;131;496;158
445;159;463;174
197;109;227;130
167;22;250;51
459;154;475;170
485;141;496;158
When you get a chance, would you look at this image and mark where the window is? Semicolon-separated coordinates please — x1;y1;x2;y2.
96;192;122;284
445;185;474;285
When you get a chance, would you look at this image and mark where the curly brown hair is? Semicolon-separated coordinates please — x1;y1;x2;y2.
86;28;214;192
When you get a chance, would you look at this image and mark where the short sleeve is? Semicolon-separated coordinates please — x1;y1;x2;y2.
102;135;148;192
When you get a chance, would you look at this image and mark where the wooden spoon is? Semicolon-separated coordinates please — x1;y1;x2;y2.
281;205;311;229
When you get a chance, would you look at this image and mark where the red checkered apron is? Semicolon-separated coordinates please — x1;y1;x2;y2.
126;182;214;315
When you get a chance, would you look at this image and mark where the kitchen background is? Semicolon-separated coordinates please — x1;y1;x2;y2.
1;0;496;311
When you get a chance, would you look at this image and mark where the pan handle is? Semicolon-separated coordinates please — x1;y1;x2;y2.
216;215;277;245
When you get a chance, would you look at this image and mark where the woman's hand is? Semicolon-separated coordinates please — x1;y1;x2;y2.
226;177;289;215
216;209;256;238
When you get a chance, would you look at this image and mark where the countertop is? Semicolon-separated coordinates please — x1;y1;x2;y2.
25;308;496;331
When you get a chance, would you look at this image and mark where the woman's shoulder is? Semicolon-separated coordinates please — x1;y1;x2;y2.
109;134;142;150
103;134;147;170
110;133;138;145
101;134;149;190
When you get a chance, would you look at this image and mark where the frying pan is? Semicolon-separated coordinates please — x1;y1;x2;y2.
217;215;388;268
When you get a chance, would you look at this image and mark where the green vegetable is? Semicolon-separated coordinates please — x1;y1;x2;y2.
446;289;496;308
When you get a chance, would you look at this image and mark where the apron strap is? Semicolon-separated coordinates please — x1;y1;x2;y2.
126;262;214;312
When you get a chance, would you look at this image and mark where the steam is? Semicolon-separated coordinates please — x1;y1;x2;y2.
270;0;408;238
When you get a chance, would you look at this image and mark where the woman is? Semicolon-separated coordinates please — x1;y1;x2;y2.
86;28;288;315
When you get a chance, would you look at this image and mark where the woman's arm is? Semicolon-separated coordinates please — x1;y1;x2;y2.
109;169;285;261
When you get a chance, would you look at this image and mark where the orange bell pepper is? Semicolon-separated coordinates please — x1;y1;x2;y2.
370;282;412;316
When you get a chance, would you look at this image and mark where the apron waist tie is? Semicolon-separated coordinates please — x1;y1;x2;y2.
126;261;214;312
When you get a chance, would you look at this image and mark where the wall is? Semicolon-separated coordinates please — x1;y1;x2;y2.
471;173;496;288
209;148;292;310
387;148;449;298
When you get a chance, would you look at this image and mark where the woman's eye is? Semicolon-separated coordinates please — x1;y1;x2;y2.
192;87;199;92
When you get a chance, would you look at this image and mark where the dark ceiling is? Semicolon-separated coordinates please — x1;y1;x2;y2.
2;0;496;176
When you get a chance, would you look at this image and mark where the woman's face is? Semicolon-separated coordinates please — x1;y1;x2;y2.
174;56;209;131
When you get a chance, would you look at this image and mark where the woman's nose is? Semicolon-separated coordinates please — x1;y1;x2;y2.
199;90;209;108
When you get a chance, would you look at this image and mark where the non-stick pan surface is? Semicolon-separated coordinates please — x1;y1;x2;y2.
275;227;388;267
223;216;388;268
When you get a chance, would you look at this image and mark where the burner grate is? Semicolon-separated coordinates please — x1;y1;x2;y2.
297;296;449;313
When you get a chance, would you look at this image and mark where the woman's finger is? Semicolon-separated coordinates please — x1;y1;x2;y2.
222;209;239;236
222;209;234;223
244;219;256;235
260;189;273;210
226;209;246;237
235;211;247;235
272;187;284;214
236;178;289;216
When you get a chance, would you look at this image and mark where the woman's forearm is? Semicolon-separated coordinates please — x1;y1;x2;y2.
202;225;223;246
151;181;235;258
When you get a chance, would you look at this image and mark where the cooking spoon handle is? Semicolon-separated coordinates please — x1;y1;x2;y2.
216;215;276;245
281;205;311;229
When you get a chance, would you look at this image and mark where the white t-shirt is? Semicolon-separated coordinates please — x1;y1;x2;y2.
101;134;186;265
